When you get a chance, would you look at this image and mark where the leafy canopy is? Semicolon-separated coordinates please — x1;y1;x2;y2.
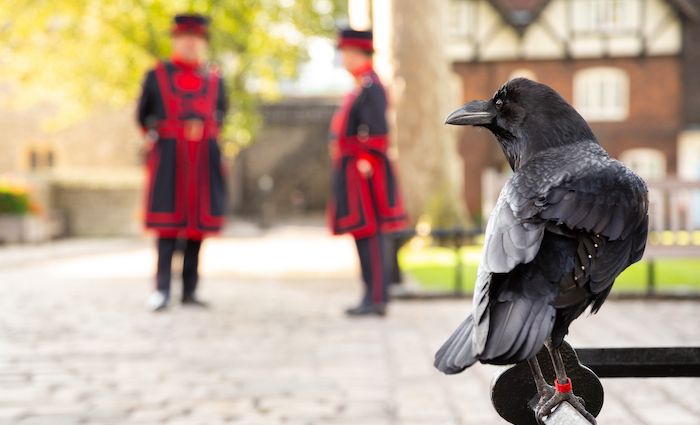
0;0;344;151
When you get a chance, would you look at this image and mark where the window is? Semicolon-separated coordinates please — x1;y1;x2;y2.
508;69;537;81
448;0;476;39
572;0;641;33
574;67;629;122
26;146;56;171
620;148;666;180
29;150;39;170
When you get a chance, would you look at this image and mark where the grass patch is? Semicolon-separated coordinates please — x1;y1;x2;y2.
398;245;700;294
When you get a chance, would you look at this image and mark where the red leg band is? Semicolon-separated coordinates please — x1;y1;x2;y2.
555;378;572;393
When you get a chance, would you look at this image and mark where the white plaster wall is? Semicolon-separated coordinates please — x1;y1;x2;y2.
445;0;682;62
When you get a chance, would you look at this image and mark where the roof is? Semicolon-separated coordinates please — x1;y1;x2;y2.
488;0;699;32
488;0;551;32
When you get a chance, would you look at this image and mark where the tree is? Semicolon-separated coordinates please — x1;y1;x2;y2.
0;0;344;152
376;0;468;226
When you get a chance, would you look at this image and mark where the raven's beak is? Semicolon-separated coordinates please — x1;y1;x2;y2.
445;100;495;126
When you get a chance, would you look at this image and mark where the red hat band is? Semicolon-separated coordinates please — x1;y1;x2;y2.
172;23;209;38
338;38;374;53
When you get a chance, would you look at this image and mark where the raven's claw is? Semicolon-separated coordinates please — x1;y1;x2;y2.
536;389;596;424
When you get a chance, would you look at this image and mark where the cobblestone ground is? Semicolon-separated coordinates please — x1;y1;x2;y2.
0;225;698;425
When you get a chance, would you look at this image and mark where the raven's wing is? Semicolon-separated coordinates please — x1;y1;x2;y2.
470;180;546;355
435;142;648;373
435;175;548;373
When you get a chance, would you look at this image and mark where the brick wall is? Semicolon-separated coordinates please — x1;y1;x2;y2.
452;56;683;218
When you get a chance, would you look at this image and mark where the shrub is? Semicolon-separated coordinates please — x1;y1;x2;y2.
0;184;31;215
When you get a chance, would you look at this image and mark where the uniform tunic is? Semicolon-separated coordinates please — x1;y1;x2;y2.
137;59;228;240
328;68;407;239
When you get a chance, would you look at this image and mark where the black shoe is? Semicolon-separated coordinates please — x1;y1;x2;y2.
148;291;169;312
345;304;386;317
182;294;209;308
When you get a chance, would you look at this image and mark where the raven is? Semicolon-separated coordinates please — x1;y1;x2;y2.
434;78;648;424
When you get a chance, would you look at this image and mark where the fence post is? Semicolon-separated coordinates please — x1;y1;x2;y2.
453;228;464;295
646;259;656;296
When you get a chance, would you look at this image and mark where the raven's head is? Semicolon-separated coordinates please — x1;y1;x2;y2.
445;78;596;171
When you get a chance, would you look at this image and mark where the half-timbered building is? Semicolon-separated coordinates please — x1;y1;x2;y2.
445;0;700;220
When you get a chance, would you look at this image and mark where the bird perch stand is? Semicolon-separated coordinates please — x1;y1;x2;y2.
491;341;603;425
491;342;700;425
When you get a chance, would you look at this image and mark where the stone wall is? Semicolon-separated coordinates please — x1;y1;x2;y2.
50;174;143;237
0;99;145;238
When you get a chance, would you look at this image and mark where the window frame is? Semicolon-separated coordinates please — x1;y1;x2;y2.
619;148;667;180
447;0;477;40
571;0;642;35
573;67;630;122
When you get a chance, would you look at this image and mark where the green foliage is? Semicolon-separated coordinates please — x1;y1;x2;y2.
0;0;345;149
0;187;31;215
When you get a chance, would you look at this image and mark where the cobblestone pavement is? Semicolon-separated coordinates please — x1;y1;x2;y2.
0;226;698;425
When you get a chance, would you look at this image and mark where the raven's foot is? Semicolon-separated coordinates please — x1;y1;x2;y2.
536;380;596;425
531;384;555;425
526;356;555;425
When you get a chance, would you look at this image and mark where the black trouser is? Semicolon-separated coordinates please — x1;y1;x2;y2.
385;235;403;286
156;237;202;299
355;231;389;306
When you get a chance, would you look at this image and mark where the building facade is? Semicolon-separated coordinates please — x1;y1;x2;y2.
0;99;146;237
445;0;699;220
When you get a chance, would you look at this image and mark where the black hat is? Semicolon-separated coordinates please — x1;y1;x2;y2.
172;14;210;38
338;28;374;53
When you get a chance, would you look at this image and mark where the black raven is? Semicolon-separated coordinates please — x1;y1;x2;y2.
434;78;648;424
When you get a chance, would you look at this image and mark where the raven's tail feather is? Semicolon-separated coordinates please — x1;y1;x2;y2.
435;297;557;373
481;298;555;365
434;315;477;374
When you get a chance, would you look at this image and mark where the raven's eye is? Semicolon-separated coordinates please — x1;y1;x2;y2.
495;99;504;108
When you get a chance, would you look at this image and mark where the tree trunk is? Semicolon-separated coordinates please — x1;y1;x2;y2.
379;0;468;227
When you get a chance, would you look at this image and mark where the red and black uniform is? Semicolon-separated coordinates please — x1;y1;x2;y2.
328;64;407;306
137;57;228;299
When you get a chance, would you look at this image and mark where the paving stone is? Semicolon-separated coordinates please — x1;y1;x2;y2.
0;406;28;422
632;403;700;425
16;414;85;425
0;232;698;425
